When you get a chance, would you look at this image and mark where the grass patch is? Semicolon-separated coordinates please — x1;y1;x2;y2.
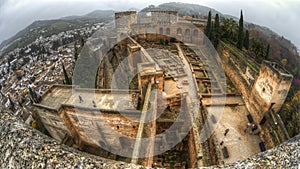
221;41;259;73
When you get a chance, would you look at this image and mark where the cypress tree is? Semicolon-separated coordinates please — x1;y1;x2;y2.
237;10;244;50
214;13;220;48
244;30;250;50
265;44;270;60
210;22;215;43
74;42;78;61
81;38;85;47
62;64;71;85
205;11;212;39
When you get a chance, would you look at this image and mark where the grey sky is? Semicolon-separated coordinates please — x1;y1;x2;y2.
0;0;300;49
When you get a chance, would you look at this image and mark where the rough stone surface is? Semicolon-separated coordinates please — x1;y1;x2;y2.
0;110;299;168
0;110;141;169
213;135;300;169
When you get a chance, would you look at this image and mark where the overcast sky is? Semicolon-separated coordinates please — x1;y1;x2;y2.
1;0;300;49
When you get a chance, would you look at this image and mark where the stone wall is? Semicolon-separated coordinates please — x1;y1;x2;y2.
35;106;71;142
115;11;204;44
137;11;178;25
0;110;140;169
115;11;137;34
131;23;203;44
217;42;258;101
218;41;293;149
249;60;293;124
1;110;298;168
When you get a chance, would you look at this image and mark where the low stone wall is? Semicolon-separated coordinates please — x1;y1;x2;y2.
0;109;299;168
0;110;140;169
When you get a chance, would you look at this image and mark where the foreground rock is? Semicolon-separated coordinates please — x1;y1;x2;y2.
0;110;140;169
0;109;299;168
213;134;300;168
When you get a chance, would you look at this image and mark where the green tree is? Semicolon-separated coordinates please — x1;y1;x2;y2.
244;30;250;50
81;38;85;47
205;11;212;39
250;39;265;59
265;44;270;60
221;18;238;41
62;64;72;85
280;58;288;67
213;13;220;48
280;91;300;137
237;10;244;49
74;42;79;61
210;22;215;44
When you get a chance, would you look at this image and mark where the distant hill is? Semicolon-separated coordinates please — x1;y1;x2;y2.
0;10;115;56
1;2;299;77
141;2;222;17
61;10;114;20
248;22;300;82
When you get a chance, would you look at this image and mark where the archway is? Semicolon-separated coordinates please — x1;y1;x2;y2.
166;28;170;35
177;28;182;35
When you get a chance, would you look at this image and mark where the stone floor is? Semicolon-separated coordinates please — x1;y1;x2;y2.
209;104;261;164
40;85;138;111
40;86;72;109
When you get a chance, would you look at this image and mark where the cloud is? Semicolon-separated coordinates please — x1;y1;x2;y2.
0;0;299;49
201;0;300;48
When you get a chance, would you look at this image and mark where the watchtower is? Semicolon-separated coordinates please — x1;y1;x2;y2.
249;60;293;124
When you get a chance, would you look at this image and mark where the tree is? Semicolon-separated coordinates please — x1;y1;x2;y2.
210;23;215;45
81;38;85;47
221;18;238;41
237;10;244;49
265;44;270;60
205;11;212;39
250;39;265;60
280;91;300;137
213;13;220;48
62;64;72;85
74;42;79;61
244;30;250;50
280;58;288;67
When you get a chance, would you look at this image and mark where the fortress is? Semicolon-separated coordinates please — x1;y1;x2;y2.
115;11;204;44
32;10;294;168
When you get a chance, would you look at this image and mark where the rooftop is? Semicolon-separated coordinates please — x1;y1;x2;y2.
36;85;139;111
263;60;293;78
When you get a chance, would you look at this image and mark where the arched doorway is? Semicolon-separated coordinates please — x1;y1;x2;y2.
177;28;182;35
166;28;170;35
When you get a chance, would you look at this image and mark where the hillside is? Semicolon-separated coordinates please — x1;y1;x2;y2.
0;10;115;56
61;10;114;20
1;3;299;85
141;2;221;17
246;22;300;86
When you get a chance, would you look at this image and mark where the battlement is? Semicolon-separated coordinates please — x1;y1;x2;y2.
115;11;137;17
261;60;293;79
